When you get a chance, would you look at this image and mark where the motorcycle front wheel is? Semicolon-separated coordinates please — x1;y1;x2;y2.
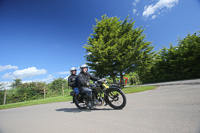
105;88;126;109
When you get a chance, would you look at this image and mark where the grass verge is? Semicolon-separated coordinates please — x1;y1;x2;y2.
0;86;156;110
123;86;156;94
0;96;72;110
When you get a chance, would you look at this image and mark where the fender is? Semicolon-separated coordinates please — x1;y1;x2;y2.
104;87;121;100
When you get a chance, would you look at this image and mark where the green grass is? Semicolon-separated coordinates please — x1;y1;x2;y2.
0;96;72;110
123;86;156;94
0;86;156;110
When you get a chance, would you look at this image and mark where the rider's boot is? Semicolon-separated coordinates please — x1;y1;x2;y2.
87;97;94;109
71;95;75;103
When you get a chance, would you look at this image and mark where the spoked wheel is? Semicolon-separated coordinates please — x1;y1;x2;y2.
74;94;87;109
106;88;126;109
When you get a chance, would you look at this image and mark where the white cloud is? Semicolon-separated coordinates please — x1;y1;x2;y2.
58;70;80;75
142;0;179;19
152;15;157;19
143;4;155;18
58;71;70;75
133;9;137;14
35;75;54;83
2;72;12;79
0;65;18;72
58;66;80;75
0;81;13;90
133;0;140;6
2;67;47;79
87;52;92;55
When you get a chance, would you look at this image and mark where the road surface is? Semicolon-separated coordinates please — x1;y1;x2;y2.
0;79;200;133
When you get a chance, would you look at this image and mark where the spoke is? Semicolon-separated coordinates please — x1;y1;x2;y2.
108;91;124;106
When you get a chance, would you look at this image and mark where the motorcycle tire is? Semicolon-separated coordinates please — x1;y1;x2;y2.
105;88;126;109
74;94;87;109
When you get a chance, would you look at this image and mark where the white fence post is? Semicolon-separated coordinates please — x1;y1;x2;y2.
4;89;6;105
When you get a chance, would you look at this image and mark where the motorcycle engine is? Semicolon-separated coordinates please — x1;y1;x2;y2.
94;97;105;106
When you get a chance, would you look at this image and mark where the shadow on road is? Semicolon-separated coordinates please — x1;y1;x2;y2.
55;107;114;113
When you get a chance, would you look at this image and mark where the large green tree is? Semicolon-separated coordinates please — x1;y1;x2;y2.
142;32;200;83
84;15;154;86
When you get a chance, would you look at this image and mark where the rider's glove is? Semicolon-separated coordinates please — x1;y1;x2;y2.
86;82;89;86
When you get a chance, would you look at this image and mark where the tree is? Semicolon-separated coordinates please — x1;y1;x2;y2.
176;32;200;78
0;83;5;105
0;83;4;90
84;15;154;86
50;78;67;95
141;31;200;83
11;79;22;89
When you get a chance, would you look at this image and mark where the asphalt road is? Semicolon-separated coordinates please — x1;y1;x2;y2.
0;79;200;133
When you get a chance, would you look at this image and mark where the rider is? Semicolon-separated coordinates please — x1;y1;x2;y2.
68;67;78;103
77;64;99;108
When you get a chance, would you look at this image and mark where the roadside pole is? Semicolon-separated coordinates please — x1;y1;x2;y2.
62;84;64;96
44;85;46;99
4;88;6;105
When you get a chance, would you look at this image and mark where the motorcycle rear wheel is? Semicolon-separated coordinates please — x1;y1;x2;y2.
74;94;87;109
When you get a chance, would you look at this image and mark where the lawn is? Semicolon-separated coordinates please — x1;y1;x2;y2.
123;86;156;94
0;96;72;110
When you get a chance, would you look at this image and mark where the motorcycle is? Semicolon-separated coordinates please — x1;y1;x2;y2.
71;78;127;110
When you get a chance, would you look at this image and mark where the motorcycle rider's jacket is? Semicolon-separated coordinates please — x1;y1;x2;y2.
77;71;99;90
68;74;78;89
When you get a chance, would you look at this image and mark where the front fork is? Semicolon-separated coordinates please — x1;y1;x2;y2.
104;88;121;102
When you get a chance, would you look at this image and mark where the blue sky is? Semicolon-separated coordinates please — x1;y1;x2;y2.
0;0;200;84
